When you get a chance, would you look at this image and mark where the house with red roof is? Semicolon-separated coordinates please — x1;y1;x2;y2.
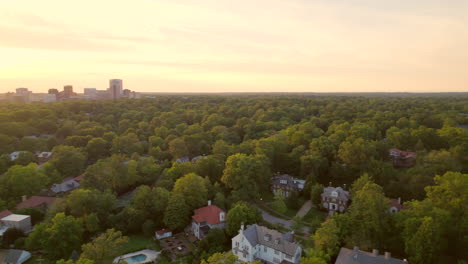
0;210;12;219
388;198;409;213
191;201;226;240
16;196;58;212
389;148;417;168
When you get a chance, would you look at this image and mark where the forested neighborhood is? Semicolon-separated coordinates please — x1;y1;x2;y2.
0;95;466;264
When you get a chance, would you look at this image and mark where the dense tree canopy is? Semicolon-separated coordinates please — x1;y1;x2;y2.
0;95;466;264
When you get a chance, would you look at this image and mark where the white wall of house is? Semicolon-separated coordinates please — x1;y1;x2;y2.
232;231;302;264
232;233;254;262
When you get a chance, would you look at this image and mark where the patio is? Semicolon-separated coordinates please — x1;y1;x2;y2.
159;233;193;260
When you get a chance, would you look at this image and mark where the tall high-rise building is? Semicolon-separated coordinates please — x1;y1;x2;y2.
48;89;59;95
109;79;123;100
15;88;31;103
63;85;74;98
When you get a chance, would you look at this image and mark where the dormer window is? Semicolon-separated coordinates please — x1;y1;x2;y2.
220;212;225;222
264;234;271;241
280;180;287;184
331;191;338;197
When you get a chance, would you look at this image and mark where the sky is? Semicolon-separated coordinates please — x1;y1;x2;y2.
0;0;467;93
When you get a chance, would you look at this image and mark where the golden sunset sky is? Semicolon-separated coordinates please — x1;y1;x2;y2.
0;0;467;93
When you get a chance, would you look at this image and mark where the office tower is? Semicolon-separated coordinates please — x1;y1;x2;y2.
84;88;97;98
48;89;59;95
63;85;74;98
110;79;123;100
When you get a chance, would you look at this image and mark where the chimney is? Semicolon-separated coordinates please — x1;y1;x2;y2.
372;249;379;257
343;184;347;190
208;200;211;206
22;195;27;202
329;181;332;187
403;259;408;264
353;246;359;252
384;252;391;259
240;222;244;232
290;231;295;242
398;197;401;204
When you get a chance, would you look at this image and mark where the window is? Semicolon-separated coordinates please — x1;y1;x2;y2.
264;246;267;252
235;242;239;247
273;257;280;263
275;250;279;255
243;252;246;258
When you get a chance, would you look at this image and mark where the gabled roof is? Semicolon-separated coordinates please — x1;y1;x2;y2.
50;178;80;194
322;186;350;201
271;174;305;190
192;205;224;225
389;148;416;158
156;229;172;235
16;196;57;209
0;249;31;264
176;156;190;163
335;247;405;264
389;199;409;211
0;210;12;219
241;224;300;257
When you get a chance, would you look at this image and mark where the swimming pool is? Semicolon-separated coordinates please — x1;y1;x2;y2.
125;254;147;264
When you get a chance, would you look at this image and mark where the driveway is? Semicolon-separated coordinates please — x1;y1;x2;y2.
257;207;292;229
296;200;313;218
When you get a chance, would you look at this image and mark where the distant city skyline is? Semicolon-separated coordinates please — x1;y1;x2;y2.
1;0;467;93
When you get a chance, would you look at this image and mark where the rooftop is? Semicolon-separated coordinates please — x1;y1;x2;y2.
1;214;30;222
192;205;224;225
16;196;58;209
0;210;12;219
241;224;300;257
335;247;406;264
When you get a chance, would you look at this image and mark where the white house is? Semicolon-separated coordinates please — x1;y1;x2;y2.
232;224;301;264
0;214;32;234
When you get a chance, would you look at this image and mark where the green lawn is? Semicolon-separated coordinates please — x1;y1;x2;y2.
301;207;327;233
103;234;160;263
119;235;160;254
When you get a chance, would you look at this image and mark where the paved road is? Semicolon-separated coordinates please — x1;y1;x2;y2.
257;207;292;229
296;200;313;218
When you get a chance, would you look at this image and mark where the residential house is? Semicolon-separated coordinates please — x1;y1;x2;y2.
191;201;226;240
0;249;31;264
0;211;12;220
389;149;416;168
0;214;32;233
176;156;190;164
8;152;23;161
50;178;80;195
388;198;408;213
73;174;85;183
191;155;206;163
155;229;172;240
16;196;58;213
335;247;408;264
271;174;305;197
232;224;302;264
36;152;53;163
321;186;350;215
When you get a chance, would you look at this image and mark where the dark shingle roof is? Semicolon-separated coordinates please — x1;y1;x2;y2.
335;248;406;264
242;224;300;256
271;174;305;191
